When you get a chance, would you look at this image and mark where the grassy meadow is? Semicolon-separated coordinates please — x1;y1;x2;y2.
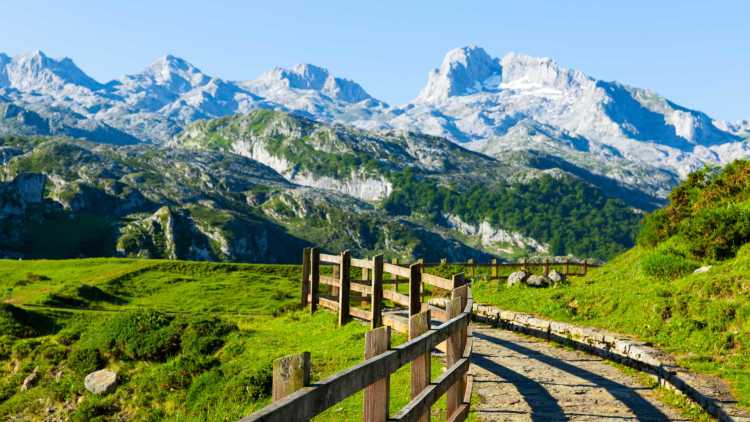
472;243;750;409
0;258;457;421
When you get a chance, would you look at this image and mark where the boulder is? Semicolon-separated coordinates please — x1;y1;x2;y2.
694;265;712;274
525;275;551;287
548;270;565;284
507;271;528;286
84;369;117;395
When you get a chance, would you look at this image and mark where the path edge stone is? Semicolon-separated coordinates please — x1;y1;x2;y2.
472;303;750;422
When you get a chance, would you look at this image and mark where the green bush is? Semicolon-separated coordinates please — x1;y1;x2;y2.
637;208;670;247
180;317;237;355
683;204;750;261
157;354;219;390
11;338;41;359
40;342;68;365
0;335;13;360
68;347;104;375
71;396;118;422
640;250;699;280
637;160;750;261
95;310;180;361
186;363;272;412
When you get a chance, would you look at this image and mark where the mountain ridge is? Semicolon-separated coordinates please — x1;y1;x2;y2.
0;47;748;200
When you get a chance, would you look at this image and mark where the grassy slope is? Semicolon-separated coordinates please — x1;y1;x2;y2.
472;245;750;407
0;258;457;421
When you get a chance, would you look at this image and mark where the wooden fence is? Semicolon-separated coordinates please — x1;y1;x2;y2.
242;248;473;422
421;257;599;280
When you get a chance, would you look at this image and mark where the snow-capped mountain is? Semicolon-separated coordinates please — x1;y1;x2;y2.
0;47;748;198
383;47;748;183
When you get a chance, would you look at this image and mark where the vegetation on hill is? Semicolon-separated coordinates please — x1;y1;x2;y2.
384;168;641;260
472;159;750;408
0;258;445;421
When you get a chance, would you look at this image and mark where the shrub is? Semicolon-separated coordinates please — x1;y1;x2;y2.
68;347;104;375
71;396;118;422
637;208;670;247
40;342;68;365
158;354;219;390
640;250;699;280
96;310;180;361
180;317;237;355
11;338;41;359
0;335;13;360
682;204;750;261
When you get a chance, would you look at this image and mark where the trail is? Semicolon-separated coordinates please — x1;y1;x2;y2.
469;323;686;421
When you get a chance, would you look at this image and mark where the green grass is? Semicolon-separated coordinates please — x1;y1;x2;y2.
472;243;750;409
0;258;464;421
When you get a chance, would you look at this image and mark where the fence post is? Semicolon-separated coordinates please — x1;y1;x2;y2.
452;273;465;289
410;310;431;422
310;247;320;313
338;250;351;326
446;296;464;417
371;255;384;329
466;258;475;279
583;259;588;275
409;263;421;316
391;257;399;291
301;247;311;307
491;258;497;279
544;258;550;276
332;259;340;298
565;257;570;276
364;326;391;422
272;352;311;402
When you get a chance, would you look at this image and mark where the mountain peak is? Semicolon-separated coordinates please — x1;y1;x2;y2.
499;52;590;92
415;45;502;103
3;50;102;91
251;63;374;103
118;54;211;94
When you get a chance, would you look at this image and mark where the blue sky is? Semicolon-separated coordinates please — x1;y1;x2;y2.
1;1;748;120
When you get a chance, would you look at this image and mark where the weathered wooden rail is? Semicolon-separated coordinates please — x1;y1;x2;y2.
421;257;599;280
242;248;473;422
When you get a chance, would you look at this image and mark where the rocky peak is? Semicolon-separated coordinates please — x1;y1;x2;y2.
2;50;102;92
499;52;591;93
117;54;211;95
415;46;502;103
251;63;374;103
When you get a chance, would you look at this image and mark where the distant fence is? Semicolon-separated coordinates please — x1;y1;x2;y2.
421;257;599;280
242;248;474;422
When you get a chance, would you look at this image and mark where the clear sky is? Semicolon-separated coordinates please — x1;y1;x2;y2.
1;1;748;120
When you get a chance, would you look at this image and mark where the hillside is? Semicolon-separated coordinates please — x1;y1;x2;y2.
1;110;646;261
472;159;750;407
0;134;497;262
172;110;644;260
0;258;445;421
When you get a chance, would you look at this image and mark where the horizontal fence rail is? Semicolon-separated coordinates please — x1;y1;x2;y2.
242;248;474;422
421;257;600;280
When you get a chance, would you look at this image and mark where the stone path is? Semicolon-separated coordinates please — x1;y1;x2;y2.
470;324;687;421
